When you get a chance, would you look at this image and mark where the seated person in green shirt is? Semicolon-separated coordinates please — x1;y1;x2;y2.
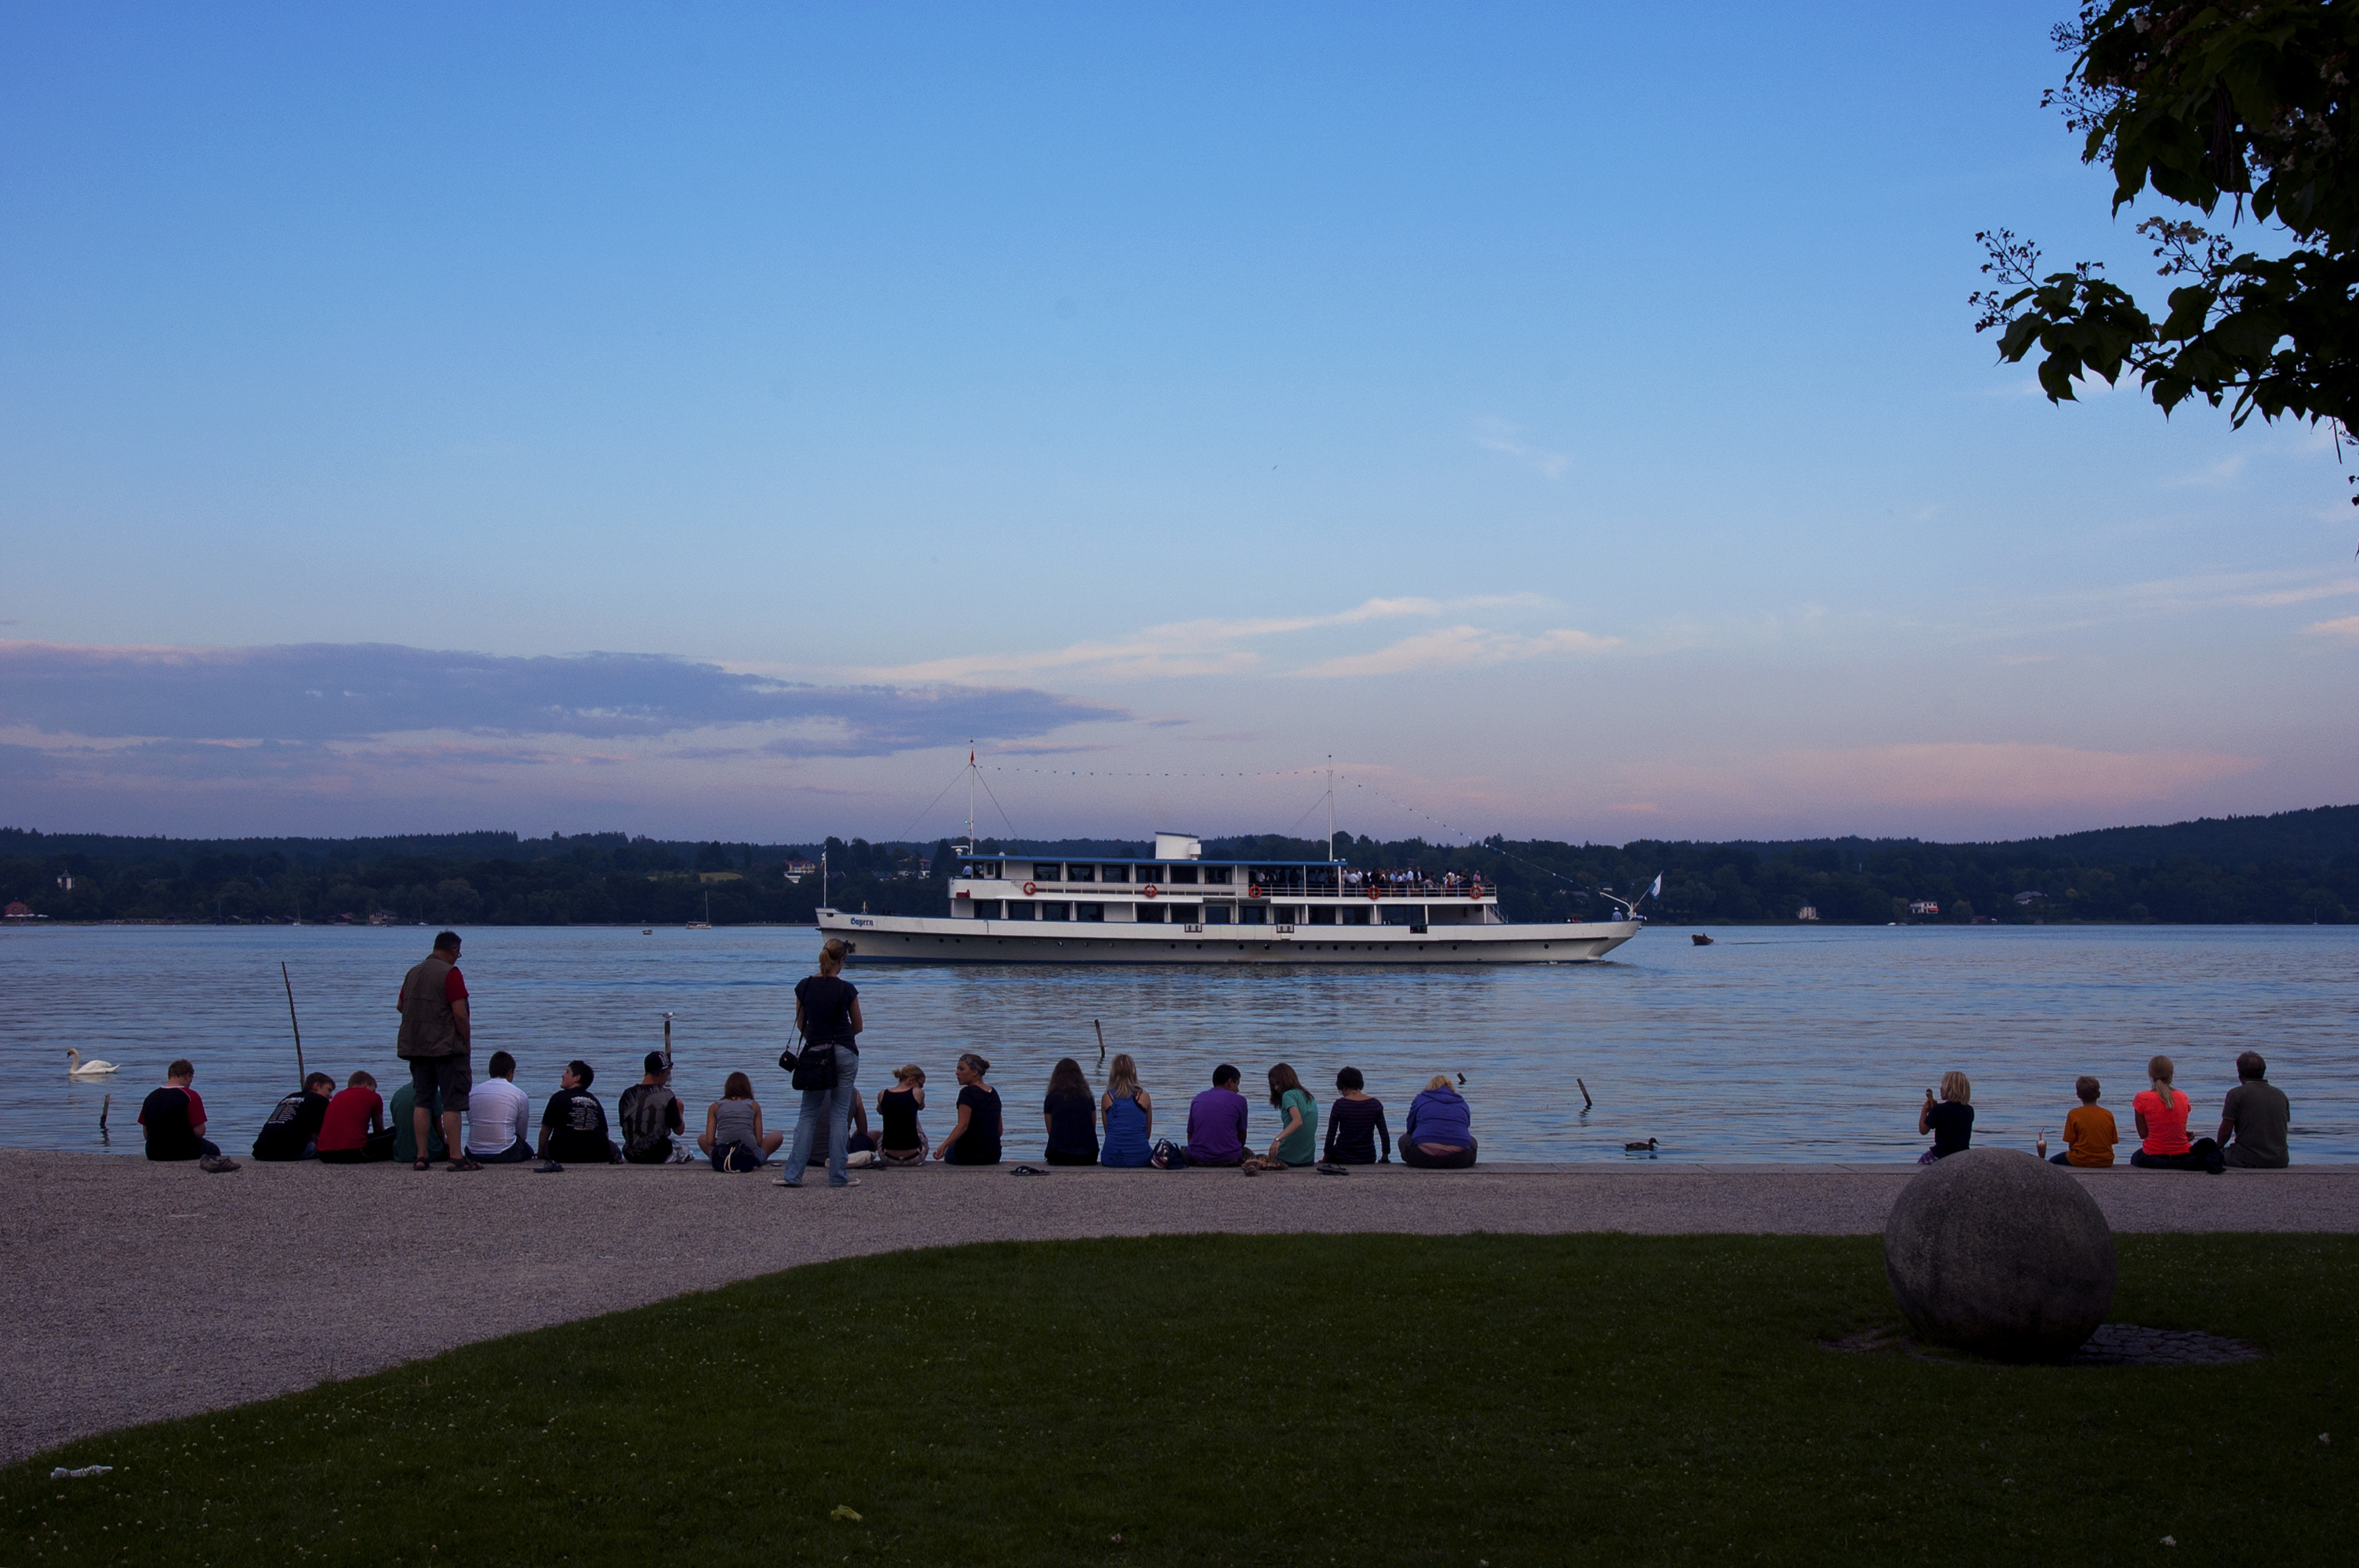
1264;1062;1319;1167
390;1080;448;1165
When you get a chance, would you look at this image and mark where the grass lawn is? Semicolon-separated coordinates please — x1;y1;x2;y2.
7;1233;2354;1566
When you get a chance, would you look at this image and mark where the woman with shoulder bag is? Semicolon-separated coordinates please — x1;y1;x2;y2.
779;938;865;1188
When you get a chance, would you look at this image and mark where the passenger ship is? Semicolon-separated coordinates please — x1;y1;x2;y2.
816;832;1641;965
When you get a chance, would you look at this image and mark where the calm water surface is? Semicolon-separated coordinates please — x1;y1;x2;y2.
3;924;2351;1163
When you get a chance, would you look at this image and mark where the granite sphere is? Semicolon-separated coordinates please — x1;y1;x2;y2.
1882;1147;2116;1362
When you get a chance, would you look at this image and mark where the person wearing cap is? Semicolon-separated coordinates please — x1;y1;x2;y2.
618;1052;686;1164
539;1060;618;1165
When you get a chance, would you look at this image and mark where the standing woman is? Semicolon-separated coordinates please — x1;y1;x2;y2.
1042;1057;1100;1165
930;1053;1003;1166
1264;1062;1318;1167
1100;1052;1153;1167
1917;1071;1974;1163
780;937;864;1188
2131;1054;2225;1172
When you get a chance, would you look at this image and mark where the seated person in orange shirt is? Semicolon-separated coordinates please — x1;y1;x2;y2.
2048;1075;2117;1167
2129;1054;2225;1174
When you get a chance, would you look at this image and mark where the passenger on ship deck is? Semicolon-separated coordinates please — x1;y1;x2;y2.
1100;1053;1153;1167
1322;1066;1390;1164
1917;1071;1973;1163
2217;1051;2291;1169
1183;1065;1250;1167
2131;1055;2224;1173
1264;1062;1318;1167
1400;1075;1477;1169
1042;1057;1100;1165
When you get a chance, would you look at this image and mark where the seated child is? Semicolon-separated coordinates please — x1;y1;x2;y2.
2050;1075;2118;1167
316;1072;395;1163
252;1072;336;1160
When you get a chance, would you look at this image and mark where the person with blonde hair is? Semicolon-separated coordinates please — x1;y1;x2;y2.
701;1070;783;1171
930;1053;1003;1166
2131;1054;2224;1173
877;1064;929;1167
1917;1070;1973;1163
1100;1053;1153;1167
1401;1073;1475;1169
780;936;866;1188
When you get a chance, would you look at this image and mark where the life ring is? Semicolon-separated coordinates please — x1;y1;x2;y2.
1022;880;1038;896
1248;884;1263;898
1367;887;1380;901
1142;884;1159;899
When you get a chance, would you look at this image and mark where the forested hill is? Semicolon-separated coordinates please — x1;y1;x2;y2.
2;804;2353;927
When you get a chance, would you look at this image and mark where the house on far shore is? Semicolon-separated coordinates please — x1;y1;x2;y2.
3;901;35;920
1795;905;1819;921
1909;899;1940;916
782;858;818;884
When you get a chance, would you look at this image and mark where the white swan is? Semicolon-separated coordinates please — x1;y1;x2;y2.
66;1048;119;1076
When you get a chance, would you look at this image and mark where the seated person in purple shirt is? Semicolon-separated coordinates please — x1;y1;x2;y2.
1183;1063;1251;1167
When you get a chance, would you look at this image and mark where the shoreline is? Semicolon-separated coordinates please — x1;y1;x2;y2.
3;1149;2354;1466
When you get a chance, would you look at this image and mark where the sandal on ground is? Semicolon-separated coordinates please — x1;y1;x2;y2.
412;1159;432;1172
533;1159;565;1174
198;1155;240;1174
1010;1165;1046;1176
445;1156;483;1172
1317;1162;1349;1175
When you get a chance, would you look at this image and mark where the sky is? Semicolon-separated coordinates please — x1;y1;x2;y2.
1;2;2351;847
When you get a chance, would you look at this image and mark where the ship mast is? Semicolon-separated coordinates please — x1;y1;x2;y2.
1326;754;1336;862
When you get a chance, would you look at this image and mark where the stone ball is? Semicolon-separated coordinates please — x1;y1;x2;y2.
1882;1147;2116;1363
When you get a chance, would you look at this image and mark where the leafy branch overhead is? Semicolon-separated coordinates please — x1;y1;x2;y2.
1972;2;2357;498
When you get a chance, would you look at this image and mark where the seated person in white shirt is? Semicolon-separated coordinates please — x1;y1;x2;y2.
466;1051;536;1163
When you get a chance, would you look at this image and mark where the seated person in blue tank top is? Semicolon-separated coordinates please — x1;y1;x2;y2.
1041;1057;1100;1165
1100;1053;1154;1167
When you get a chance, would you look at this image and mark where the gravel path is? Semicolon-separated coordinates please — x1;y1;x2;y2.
5;1149;2352;1466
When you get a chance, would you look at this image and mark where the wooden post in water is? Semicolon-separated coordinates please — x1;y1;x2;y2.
282;961;306;1082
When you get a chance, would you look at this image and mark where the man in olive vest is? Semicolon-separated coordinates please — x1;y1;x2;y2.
396;931;476;1171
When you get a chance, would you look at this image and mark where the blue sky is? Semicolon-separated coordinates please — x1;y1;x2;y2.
2;2;2350;844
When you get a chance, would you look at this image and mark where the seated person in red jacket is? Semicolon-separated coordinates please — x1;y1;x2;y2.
316;1072;396;1163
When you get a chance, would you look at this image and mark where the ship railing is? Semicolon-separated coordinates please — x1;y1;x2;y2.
992;877;1491;898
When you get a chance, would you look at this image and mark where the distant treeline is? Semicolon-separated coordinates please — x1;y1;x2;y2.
2;804;2354;927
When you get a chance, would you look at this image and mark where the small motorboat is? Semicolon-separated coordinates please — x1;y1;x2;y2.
1691;932;1714;946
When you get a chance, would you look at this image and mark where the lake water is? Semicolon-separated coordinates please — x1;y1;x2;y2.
3;924;2351;1163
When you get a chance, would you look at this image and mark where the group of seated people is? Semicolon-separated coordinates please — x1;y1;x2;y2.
147;1050;1485;1176
1917;1051;2292;1171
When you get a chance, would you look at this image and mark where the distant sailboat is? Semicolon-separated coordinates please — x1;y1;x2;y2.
686;891;713;931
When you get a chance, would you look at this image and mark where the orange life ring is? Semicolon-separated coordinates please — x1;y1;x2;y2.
1367;887;1380;901
1022;880;1038;896
1142;884;1159;899
1249;884;1263;898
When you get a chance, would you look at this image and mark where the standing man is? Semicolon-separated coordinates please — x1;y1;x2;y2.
396;930;478;1172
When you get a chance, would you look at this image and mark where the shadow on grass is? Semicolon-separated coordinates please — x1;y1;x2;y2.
5;1233;2352;1566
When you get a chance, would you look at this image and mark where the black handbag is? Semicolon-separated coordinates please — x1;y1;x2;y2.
782;1022;838;1092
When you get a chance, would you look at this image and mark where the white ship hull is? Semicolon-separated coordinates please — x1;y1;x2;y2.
816;909;1639;964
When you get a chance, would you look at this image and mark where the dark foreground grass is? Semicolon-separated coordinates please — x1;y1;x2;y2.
8;1234;2354;1566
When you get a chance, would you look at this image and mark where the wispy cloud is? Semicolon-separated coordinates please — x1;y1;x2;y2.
1642;742;2259;816
2239;576;2359;608
1292;625;1620;678
2303;614;2359;643
1472;419;1568;479
861;595;1550;684
2168;454;2248;487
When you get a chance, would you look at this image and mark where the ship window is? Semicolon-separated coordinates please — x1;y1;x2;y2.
1343;906;1372;925
1167;902;1201;923
1040;902;1071;921
1308;906;1337;925
1033;863;1061;882
1166;865;1198;884
1205;906;1232;924
1240;905;1267;925
1203;866;1233;884
1099;864;1129;882
1005;901;1036;920
1067;865;1096;883
1078;902;1105;922
1136;903;1165;923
